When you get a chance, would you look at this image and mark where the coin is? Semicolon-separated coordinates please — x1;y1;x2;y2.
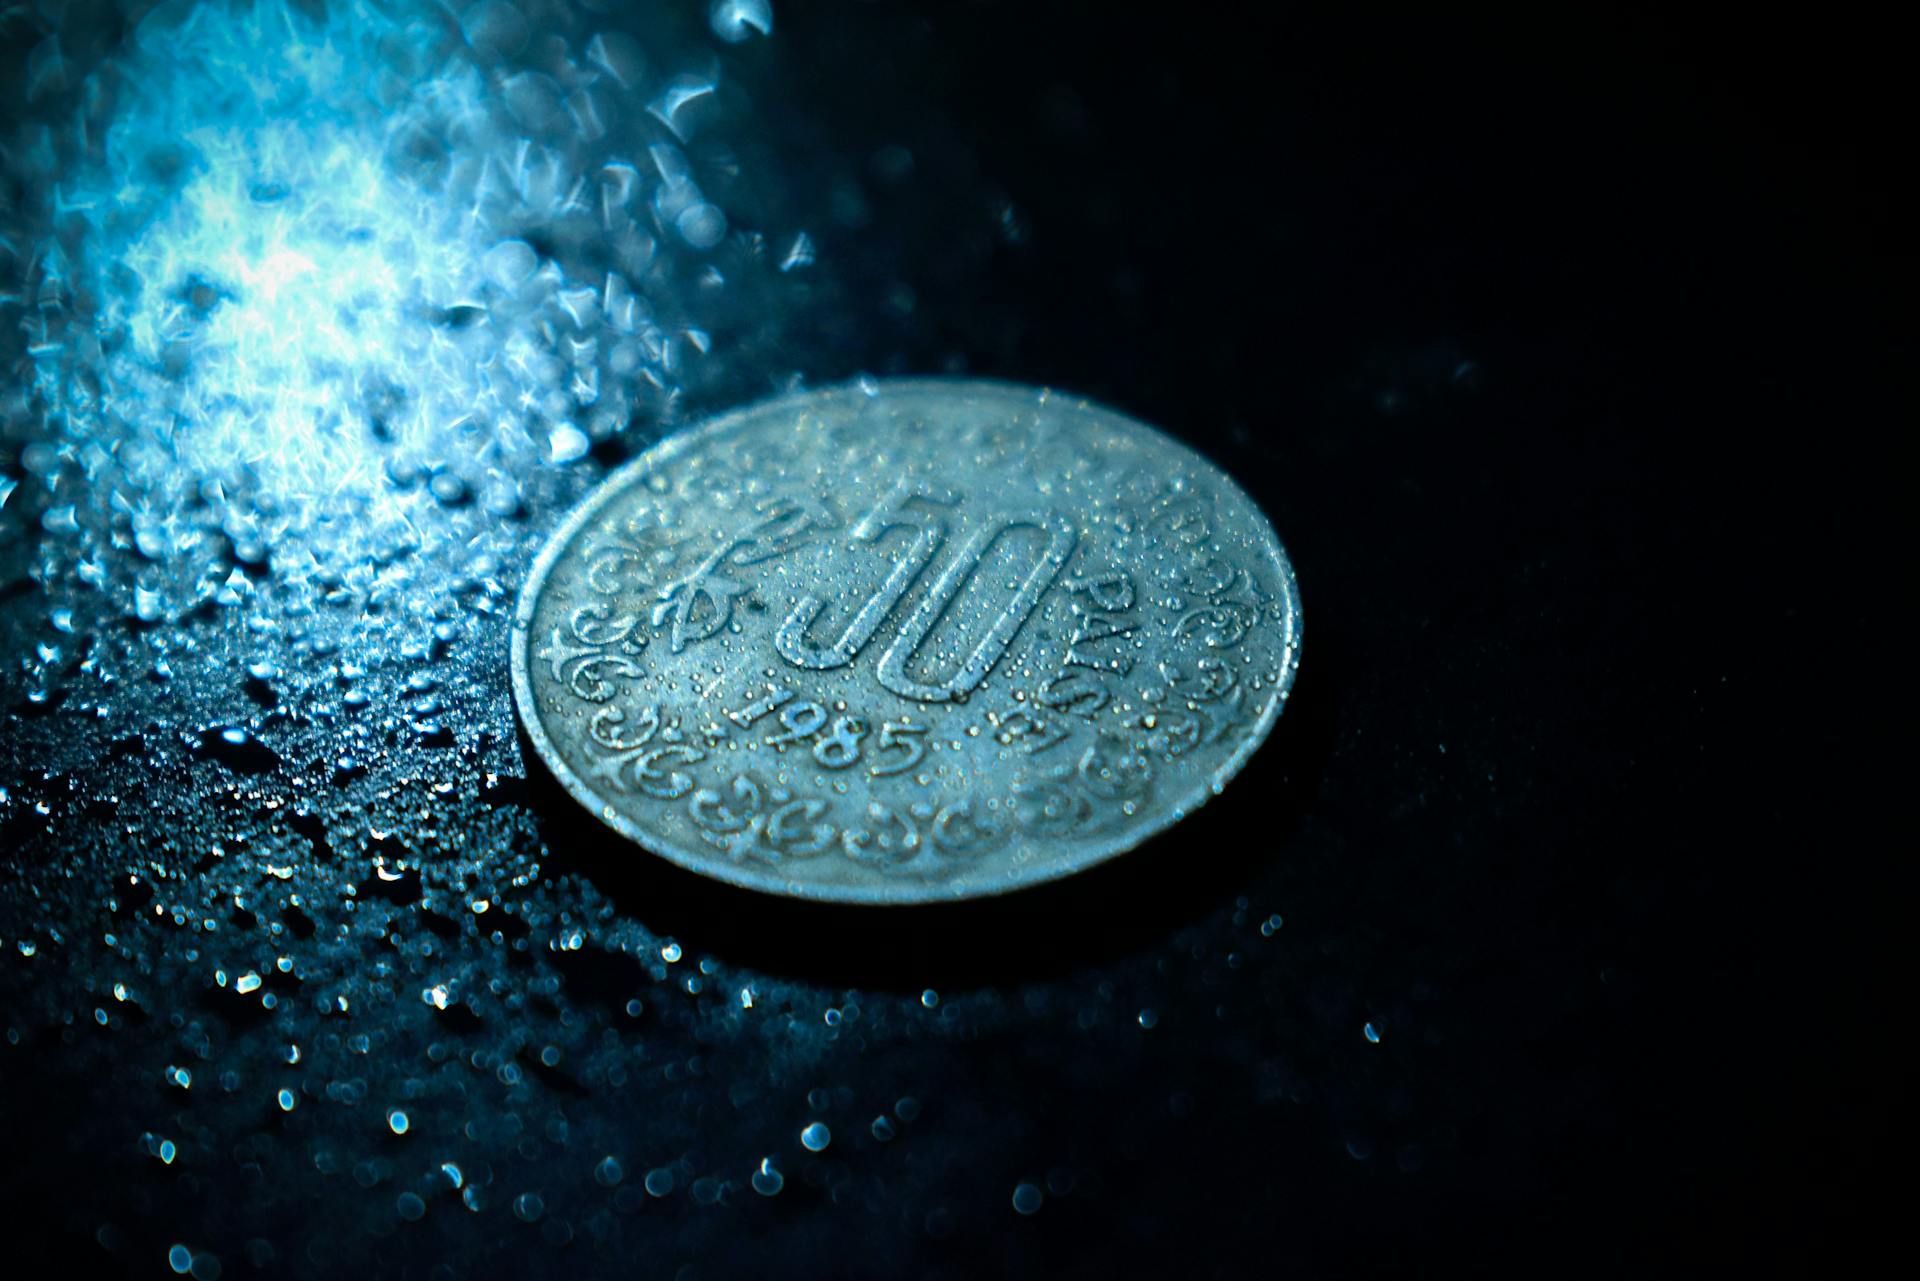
512;379;1302;903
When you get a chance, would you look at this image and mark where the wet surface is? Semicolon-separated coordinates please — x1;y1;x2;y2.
0;4;1901;1277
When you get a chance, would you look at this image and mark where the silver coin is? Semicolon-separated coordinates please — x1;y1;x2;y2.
512;379;1302;904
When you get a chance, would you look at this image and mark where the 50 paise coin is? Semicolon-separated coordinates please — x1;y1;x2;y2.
511;379;1302;904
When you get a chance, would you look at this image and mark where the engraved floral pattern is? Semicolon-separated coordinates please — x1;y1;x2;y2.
535;602;646;703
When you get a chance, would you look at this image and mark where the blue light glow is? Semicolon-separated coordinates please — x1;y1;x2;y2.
3;0;794;624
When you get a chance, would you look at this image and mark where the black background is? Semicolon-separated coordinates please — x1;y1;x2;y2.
725;4;1909;1264
1;3;1905;1276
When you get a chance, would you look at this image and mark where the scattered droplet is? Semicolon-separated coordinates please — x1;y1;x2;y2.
710;0;773;43
780;232;815;272
675;202;727;250
484;239;538;290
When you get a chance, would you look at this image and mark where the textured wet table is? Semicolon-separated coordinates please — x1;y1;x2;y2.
0;5;1895;1279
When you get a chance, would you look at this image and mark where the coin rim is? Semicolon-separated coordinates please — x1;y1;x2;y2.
511;378;1303;905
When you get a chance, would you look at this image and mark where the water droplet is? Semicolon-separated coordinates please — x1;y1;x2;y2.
751;1157;783;1196
709;0;773;43
800;1122;830;1152
548;424;590;464
462;1;529;60
780;232;814;272
1012;1182;1044;1215
428;472;470;507
675;203;726;249
484;240;538;290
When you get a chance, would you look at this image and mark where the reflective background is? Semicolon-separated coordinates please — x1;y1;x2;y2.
0;3;1900;1277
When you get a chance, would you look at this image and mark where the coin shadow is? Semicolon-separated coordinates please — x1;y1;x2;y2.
517;651;1334;993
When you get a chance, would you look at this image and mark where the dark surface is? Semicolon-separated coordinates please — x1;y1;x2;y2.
0;4;1903;1277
